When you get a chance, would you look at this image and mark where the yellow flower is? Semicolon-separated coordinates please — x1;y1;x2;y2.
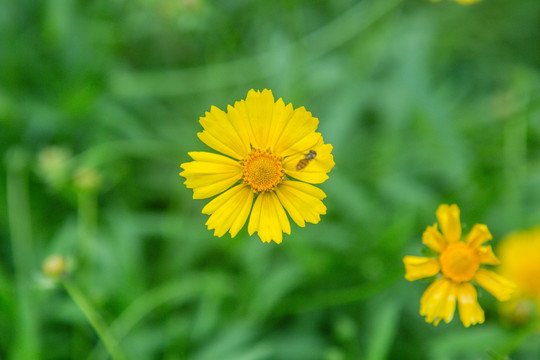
497;228;540;320
180;89;334;244
403;204;515;327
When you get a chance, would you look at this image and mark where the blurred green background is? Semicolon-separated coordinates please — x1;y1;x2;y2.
1;0;540;359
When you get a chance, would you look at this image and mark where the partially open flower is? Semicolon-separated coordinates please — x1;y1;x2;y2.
404;204;515;327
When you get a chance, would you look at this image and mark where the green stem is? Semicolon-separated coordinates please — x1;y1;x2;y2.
77;191;98;265
62;279;127;360
6;147;40;360
89;273;234;360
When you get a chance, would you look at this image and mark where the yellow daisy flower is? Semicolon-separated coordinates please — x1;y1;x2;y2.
497;228;540;321
403;204;515;327
180;89;334;244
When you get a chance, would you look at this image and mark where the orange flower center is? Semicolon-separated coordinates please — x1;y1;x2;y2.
241;149;285;192
440;242;480;282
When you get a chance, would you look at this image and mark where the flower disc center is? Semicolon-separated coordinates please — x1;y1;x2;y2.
242;149;285;192
440;242;480;282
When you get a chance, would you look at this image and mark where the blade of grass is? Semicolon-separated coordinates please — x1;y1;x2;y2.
6;147;40;360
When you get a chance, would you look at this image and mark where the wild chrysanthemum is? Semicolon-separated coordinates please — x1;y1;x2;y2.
403;204;515;327
497;228;540;321
180;89;334;244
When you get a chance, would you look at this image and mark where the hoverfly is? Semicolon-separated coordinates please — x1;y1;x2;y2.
296;150;317;171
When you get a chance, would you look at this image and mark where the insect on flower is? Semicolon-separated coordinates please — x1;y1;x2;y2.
296;150;317;171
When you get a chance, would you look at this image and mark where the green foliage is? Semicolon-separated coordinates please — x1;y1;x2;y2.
1;0;540;359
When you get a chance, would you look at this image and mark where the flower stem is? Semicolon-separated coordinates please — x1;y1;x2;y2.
61;279;127;360
77;190;98;266
6;147;40;359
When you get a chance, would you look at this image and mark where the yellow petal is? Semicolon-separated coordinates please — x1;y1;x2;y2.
456;282;485;327
180;152;242;199
202;184;253;237
247;192;290;244
436;204;461;243
283;140;335;184
420;278;457;326
229;189;255;237
278;131;320;159
270;191;291;237
273;105;319;156
198;105;251;160
274;180;326;227
267;98;295;152
465;224;492;248
477;245;500;265
202;183;245;214
248;193;263;238
403;256;440;281
242;89;276;150
422;223;447;253
474;269;515;301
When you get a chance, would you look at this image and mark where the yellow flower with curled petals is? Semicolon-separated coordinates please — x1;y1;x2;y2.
403;204;515;327
497;228;540;322
180;89;334;244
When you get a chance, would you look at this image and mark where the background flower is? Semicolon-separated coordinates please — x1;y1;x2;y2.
497;228;540;323
404;204;515;327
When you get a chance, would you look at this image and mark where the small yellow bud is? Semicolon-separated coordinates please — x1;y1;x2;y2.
42;255;67;278
37;147;71;187
74;167;102;191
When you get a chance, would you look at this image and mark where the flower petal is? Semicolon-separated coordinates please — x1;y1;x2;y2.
229;190;255;238
198;104;251;160
465;224;492;248
247;192;290;244
474;269;515;301
436;204;461;243
477;245;500;265
403;256;440;281
267;98;295;152
420;278;457;326
282;139;334;184
274;180;326;227
422;223;447;253
180;152;242;199
240;89;276;150
420;278;456;326
273;105;319;157
456;282;485;327
202;184;253;237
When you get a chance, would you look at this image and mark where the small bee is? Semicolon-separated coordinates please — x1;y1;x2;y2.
296;150;317;171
